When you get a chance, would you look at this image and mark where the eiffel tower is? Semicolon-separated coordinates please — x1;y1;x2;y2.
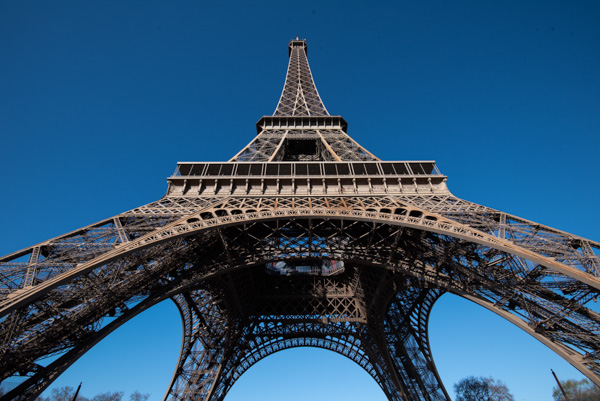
1;38;599;401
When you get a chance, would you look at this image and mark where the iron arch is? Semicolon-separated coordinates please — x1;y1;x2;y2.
1;211;599;400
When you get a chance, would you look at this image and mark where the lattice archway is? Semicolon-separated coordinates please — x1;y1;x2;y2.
2;210;599;401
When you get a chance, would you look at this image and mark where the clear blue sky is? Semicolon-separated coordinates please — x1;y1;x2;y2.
1;1;599;400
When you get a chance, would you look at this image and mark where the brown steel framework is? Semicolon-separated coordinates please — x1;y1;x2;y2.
1;39;599;401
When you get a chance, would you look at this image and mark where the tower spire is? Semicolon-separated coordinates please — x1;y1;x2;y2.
273;39;329;116
230;39;378;162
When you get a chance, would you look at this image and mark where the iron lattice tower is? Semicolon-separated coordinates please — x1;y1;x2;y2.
1;39;600;401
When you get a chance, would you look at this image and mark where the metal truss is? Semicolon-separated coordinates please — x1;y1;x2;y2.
273;39;329;117
1;39;599;401
161;266;448;401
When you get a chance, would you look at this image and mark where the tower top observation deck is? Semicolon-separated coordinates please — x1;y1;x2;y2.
288;38;307;56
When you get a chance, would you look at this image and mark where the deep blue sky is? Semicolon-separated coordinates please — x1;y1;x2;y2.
1;1;599;400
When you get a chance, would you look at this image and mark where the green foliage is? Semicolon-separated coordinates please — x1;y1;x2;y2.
552;378;600;401
454;376;514;401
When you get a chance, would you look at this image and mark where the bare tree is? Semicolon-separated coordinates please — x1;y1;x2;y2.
454;376;514;401
50;386;75;401
488;379;515;401
37;387;152;401
553;378;600;401
91;392;124;401
35;386;88;401
129;391;150;401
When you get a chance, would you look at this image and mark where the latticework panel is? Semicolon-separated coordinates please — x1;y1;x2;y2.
231;128;378;162
166;291;232;401
398;194;600;280
163;266;449;401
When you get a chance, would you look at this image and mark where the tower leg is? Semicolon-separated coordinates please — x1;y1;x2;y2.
379;287;450;401
165;291;231;401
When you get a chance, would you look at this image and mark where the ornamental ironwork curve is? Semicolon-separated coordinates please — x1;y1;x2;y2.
1;39;599;401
